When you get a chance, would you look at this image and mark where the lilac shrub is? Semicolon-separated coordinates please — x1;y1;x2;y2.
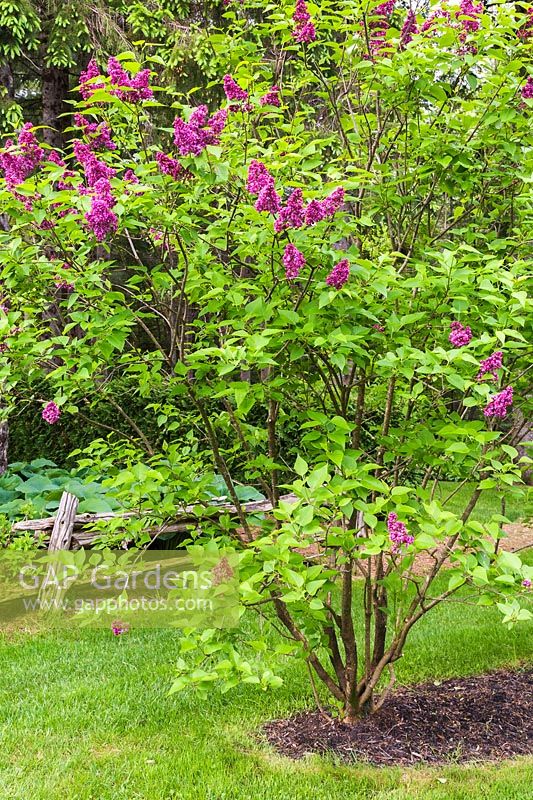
0;9;531;721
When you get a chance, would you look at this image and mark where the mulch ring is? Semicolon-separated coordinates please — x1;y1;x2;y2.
264;669;533;766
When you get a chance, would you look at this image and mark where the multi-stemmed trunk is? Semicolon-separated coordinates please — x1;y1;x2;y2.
0;420;8;476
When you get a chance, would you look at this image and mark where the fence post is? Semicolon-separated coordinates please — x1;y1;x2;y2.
38;491;79;612
48;491;79;551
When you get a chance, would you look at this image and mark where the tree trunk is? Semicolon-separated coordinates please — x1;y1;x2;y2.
41;66;70;149
0;62;14;100
513;403;532;485
0;420;8;475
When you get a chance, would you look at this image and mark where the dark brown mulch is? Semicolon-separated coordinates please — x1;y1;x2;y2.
264;669;533;766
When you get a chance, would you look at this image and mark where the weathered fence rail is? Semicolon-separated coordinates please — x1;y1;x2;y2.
11;491;297;550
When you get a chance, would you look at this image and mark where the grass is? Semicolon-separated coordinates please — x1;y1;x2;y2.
0;487;531;799
431;481;526;524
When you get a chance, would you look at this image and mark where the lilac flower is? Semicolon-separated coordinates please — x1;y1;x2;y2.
107;58;153;102
283;244;305;280
173;106;227;156
292;0;316;43
85;178;117;241
522;76;533;100
223;74;248;102
456;0;483;34
79;59;104;99
74;114;116;150
189;105;210;128
208;108;228;136
111;621;129;636
320;187;345;218
48;151;65;168
367;0;396;57
42;402;61;424
477;351;503;382
73;140;115;186
326;259;350;289
0;122;44;187
518;7;533;39
127;69;153;103
124;169;139;183
55;277;75;292
484;386;513;419
400;9;418;46
254;184;281;214
522;578;532;588
246;160;275;194
260;86;281;107
421;8;451;35
107;56;130;90
449;320;472;347
304;199;325;225
274;188;306;232
387;512;414;551
155;152;185;180
375;0;395;14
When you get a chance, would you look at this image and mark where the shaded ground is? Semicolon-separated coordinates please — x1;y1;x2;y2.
264;669;532;766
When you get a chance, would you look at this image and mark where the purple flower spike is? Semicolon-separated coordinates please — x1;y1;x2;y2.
42;402;61;425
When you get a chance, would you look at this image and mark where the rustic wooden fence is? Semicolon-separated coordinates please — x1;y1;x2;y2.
11;491;297;552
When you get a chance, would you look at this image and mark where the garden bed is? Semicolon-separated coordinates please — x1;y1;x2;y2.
264;668;532;766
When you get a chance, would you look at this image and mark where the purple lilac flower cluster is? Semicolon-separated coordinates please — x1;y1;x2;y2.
85;178;117;241
73;114;116;150
80;58;152;103
387;512;414;551
449;320;472;347
518;7;533;39
246;160;281;213
111;621;129;636
326;259;350;290
292;0;316;43
522;578;532;588
477;351;503;382
275;188;305;232
223;74;250;112
73;141;115;186
400;9;418;47
283;244;305;280
0;123;44;188
260;86;281;107
246;161;345;223
155;152;186;180
124;169;139;184
72;125;119;241
484;385;513;419
42;402;61;425
456;0;483;34
522;76;533;100
421;8;451;35
107;58;153;102
367;1;396;58
79;59;105;99
173;106;227;157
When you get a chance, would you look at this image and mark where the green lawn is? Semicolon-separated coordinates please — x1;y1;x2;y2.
0;583;531;799
0;487;531;799
435;481;526;524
